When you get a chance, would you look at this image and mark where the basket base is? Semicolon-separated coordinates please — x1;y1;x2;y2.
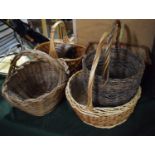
82;118;128;129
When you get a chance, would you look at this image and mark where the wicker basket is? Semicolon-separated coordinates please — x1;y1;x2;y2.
82;21;145;107
35;20;86;74
2;50;68;116
65;22;143;128
66;71;141;128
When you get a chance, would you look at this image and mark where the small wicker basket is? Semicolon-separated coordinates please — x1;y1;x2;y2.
35;20;86;74
65;22;143;128
2;50;68;116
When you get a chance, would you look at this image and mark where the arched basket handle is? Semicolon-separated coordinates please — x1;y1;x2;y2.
49;20;70;58
8;50;53;77
87;22;119;110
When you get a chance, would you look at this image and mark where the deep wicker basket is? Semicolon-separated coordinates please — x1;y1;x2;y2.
35;20;86;74
82;47;144;107
82;21;145;107
65;22;144;128
2;50;68;116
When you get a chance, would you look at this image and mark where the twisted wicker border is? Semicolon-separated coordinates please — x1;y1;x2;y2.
66;70;141;128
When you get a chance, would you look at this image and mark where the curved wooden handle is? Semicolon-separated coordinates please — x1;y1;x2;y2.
115;20;128;47
87;32;109;109
115;20;121;48
8;50;51;77
87;22;119;109
49;20;70;58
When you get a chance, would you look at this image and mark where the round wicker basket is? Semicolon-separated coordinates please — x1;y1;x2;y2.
2;50;68;116
35;20;86;74
65;22;143;128
66;70;141;128
82;47;144;107
82;21;145;107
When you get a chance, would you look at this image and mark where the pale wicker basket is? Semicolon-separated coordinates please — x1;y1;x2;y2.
66;70;141;128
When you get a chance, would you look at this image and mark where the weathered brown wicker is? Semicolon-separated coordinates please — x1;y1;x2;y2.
35;20;86;74
65;22;143;128
2;50;68;116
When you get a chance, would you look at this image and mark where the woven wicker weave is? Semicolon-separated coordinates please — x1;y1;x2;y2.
65;21;143;128
2;50;68;116
66;70;141;128
82;47;144;107
82;21;145;107
35;20;86;74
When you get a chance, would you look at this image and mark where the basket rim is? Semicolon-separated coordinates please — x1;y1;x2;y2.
65;70;142;116
82;47;145;81
35;41;86;62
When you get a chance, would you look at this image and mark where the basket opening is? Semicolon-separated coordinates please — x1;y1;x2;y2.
85;48;142;79
69;71;139;108
7;61;62;100
36;42;85;59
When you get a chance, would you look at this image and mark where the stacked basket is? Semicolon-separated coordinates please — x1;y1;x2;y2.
1;20;145;129
66;21;145;128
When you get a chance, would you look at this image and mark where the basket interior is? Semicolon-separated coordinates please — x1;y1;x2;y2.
84;48;143;79
70;72;88;106
69;71;136;108
69;48;144;107
6;61;65;100
36;42;85;59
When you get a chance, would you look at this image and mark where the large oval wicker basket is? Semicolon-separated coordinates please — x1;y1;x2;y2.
35;20;86;74
2;50;68;116
65;21;144;128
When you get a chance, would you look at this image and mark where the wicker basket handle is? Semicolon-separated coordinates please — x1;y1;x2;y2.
49;20;70;58
115;20;121;48
8;50;52;77
87;22;120;109
87;32;109;109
